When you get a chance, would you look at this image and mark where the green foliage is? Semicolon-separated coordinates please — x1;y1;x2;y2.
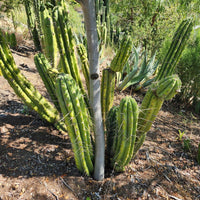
110;0;183;54
176;28;200;112
116;46;158;91
177;130;185;141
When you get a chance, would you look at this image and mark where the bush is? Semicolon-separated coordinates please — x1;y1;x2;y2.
176;27;200;113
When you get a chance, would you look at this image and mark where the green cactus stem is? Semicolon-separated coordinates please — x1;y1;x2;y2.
107;97;138;171
52;6;85;94
0;30;66;132
110;35;132;72
133;75;182;158
40;3;58;68
34;53;60;111
101;68;115;122
24;0;41;51
77;43;90;94
156;19;193;81
55;74;94;175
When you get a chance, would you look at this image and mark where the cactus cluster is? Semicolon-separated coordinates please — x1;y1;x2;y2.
95;0;110;46
132;19;193;158
0;0;193;178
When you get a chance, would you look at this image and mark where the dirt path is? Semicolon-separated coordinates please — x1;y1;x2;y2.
0;48;200;200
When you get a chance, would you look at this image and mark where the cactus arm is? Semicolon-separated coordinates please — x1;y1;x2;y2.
77;43;90;94
55;76;85;173
56;75;91;175
112;99;128;166
34;53;60;111
101;68;115;122
156;19;193;81
0;46;61;126
56;74;94;175
110;36;132;72
40;4;58;68
133;75;182;158
108;97;139;171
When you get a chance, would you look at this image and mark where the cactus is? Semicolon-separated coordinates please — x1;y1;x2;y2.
156;19;193;81
24;0;41;51
52;6;85;94
40;3;58;68
55;74;94;175
133;75;182;158
77;43;90;94
34;53;60;111
106;97;138;171
95;0;111;46
101;68;115;122
131;19;193;158
110;35;132;72
0;30;66;132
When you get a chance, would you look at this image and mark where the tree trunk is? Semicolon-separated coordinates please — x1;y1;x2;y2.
77;0;105;181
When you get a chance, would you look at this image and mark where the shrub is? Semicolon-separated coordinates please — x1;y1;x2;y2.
176;27;200;113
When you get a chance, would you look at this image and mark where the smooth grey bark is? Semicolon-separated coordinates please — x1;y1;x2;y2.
76;0;105;181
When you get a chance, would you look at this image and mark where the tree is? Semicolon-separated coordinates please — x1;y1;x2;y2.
75;0;105;181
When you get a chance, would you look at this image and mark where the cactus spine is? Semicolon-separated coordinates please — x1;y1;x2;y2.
55;74;94;175
107;97;138;171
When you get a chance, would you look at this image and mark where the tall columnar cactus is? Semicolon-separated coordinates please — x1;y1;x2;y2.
55;74;94;175
106;97;139;171
132;19;193;158
34;53;60;111
0;30;66;132
95;0;111;46
156;19;193;81
101;68;115;122
110;35;132;72
40;3;58;68
24;0;41;51
77;43;90;95
52;6;85;94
